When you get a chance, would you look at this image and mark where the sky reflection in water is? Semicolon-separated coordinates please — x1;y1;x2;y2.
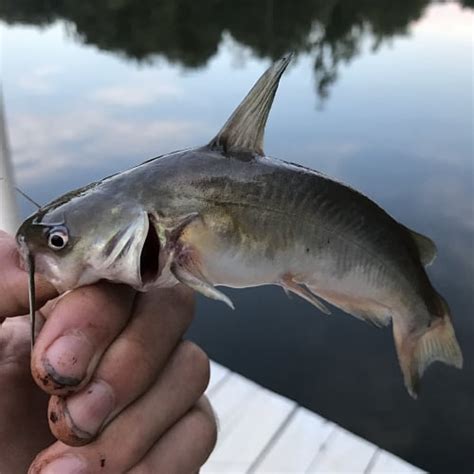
1;2;473;471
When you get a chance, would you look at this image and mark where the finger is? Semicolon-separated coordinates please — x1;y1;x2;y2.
0;316;56;474
47;285;194;446
128;396;217;474
31;283;135;395
0;232;57;319
29;341;210;474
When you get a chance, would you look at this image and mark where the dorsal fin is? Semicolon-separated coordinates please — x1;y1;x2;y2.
405;226;438;267
208;54;293;156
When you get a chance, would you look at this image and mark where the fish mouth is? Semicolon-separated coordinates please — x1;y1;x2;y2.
139;213;161;286
96;211;162;290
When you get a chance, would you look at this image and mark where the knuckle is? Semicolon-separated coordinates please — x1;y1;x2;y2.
159;285;195;326
174;284;195;313
196;406;218;453
28;451;48;474
177;341;210;391
121;333;156;373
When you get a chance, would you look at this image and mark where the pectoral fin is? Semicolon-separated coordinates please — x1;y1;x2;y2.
160;212;200;241
171;262;235;310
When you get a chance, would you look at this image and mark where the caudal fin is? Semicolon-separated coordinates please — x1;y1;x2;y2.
393;296;463;398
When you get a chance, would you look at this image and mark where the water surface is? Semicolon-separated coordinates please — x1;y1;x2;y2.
1;1;473;471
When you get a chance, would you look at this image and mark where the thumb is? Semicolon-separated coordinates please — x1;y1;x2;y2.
0;231;57;319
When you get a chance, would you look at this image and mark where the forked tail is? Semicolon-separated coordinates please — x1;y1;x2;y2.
393;294;463;398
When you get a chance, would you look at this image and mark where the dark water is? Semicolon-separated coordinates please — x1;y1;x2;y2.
2;1;473;471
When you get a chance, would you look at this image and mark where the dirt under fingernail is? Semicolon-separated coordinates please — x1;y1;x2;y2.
65;380;115;438
43;332;94;386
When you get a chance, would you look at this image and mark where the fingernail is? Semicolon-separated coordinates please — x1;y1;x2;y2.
44;332;94;386
40;455;87;474
66;380;115;438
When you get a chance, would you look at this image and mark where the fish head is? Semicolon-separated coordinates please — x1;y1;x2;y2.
16;188;158;292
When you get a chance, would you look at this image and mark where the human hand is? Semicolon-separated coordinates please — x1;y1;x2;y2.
0;230;217;473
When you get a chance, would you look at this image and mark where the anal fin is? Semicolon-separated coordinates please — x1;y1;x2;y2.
280;276;331;315
345;309;387;328
307;286;391;328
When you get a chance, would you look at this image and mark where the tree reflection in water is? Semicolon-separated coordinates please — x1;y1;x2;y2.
2;0;470;99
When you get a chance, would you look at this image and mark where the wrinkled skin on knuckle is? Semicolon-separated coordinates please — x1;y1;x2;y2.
103;334;163;394
28;450;64;474
28;452;47;474
119;334;157;376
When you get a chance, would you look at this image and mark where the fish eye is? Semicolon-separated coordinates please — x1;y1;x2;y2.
47;227;69;250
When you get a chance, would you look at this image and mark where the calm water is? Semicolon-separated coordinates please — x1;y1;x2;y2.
1;1;473;471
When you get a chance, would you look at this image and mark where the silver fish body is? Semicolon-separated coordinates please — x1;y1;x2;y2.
16;55;462;397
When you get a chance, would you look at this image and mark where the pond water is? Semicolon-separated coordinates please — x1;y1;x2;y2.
1;1;473;471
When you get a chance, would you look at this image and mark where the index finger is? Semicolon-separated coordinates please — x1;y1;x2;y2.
0;231;57;319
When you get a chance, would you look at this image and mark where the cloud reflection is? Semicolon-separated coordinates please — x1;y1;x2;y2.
10;109;209;184
17;65;62;95
90;82;182;107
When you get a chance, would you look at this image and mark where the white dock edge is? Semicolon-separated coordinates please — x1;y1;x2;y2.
204;361;424;474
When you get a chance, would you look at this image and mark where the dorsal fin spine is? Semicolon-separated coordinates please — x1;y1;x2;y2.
209;53;293;156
